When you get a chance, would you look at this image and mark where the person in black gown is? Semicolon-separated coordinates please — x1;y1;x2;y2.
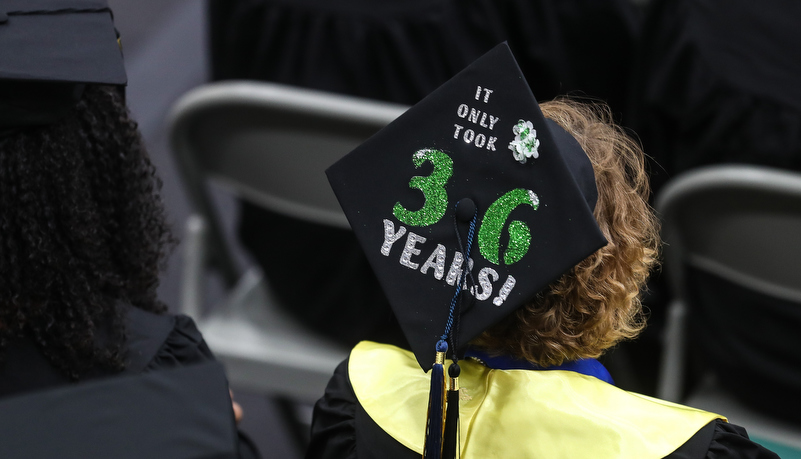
0;80;208;394
0;3;257;457
306;45;779;459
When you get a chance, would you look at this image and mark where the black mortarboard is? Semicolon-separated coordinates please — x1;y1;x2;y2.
0;0;127;129
327;43;607;371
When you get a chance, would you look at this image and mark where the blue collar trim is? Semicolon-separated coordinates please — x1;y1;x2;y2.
463;349;614;385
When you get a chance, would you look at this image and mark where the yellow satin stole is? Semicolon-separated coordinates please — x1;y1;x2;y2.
350;341;724;459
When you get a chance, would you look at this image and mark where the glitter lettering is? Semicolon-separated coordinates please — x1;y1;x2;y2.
400;232;427;269
456;106;499;131
462;258;474;289
420;243;447;280
445;251;464;286
381;219;407;256
463;129;475;144
478;189;539;265
475;267;500;301
380;219;509;306
468;108;480;124
493;275;516;306
393;149;453;227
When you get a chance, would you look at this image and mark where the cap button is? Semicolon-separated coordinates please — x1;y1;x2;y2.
455;198;476;222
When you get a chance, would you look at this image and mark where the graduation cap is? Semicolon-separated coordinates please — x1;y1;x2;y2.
326;43;607;458
327;42;606;370
0;0;127;130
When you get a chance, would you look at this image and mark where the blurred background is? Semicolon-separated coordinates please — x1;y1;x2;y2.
106;0;801;457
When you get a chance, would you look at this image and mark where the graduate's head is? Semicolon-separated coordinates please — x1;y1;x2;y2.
0;3;172;379
472;99;659;366
328;44;622;370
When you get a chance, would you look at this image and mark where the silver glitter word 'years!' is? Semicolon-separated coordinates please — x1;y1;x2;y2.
381;218;517;307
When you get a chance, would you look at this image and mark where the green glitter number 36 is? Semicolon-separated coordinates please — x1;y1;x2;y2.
393;149;453;227
477;189;540;265
393;150;539;266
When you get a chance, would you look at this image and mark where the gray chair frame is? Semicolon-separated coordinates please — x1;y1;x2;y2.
655;164;801;450
168;81;407;403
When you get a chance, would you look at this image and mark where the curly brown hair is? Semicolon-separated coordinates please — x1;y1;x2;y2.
472;99;660;366
0;85;173;380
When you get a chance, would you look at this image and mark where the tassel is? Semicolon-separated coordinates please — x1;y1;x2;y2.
442;363;461;459
423;340;448;459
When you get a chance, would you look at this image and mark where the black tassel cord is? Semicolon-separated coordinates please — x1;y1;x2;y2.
441;363;461;459
424;200;477;459
423;340;448;459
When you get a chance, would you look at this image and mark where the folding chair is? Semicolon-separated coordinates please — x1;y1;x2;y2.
655;165;801;454
167;81;407;403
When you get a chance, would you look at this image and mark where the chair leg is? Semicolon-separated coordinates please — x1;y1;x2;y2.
657;300;687;402
180;214;208;318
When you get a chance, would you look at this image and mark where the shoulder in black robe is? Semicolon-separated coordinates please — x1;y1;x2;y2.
307;359;780;459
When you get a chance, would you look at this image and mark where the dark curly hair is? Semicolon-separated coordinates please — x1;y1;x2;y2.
0;85;173;380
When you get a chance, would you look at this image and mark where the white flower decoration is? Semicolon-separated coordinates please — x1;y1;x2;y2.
508;120;540;164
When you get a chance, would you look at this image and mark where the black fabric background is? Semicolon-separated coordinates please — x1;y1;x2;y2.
629;0;801;196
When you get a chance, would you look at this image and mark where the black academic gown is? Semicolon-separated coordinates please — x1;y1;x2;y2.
307;343;780;459
0;362;240;459
629;0;801;196
0;306;213;397
0;305;260;459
